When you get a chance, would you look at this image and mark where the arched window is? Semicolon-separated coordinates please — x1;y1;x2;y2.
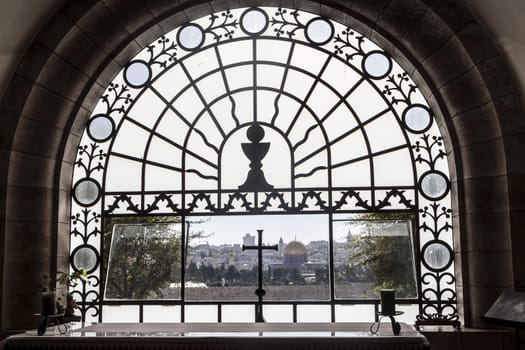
70;6;456;325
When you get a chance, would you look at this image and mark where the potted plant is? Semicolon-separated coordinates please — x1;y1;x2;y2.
39;275;57;316
56;269;88;317
39;269;88;317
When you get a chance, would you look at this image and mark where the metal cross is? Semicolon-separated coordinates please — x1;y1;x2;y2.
242;229;278;322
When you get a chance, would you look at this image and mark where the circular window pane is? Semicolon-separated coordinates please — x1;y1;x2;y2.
124;60;151;88
403;105;433;133
72;246;98;273
177;24;204;50
305;18;334;45
419;171;449;200
423;242;451;270
87;114;114;142
241;8;268;35
363;51;392;79
73;178;101;206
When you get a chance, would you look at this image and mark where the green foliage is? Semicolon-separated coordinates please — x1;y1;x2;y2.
347;212;417;298
103;216;207;299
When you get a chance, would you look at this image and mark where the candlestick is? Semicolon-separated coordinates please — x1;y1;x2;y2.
380;289;396;316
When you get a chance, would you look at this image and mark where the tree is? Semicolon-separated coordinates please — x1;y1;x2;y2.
103;216;206;299
347;213;417;298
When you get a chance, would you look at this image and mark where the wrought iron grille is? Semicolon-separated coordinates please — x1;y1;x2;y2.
70;6;457;325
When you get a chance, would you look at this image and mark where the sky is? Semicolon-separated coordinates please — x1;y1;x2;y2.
186;214;350;246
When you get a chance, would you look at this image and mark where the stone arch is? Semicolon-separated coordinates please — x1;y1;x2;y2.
1;0;522;330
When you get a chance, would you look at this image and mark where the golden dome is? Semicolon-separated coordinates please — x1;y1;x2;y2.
284;241;307;256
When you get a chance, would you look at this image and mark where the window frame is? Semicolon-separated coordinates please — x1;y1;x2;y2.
69;6;457;325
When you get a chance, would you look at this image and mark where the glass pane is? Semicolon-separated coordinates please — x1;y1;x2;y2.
335;304;375;322
103;217;182;300
185;215;329;301
296;305;331;322
333;213;417;299
184;305;217;322
102;305;139;323
264;305;293;323
221;305;255;322
143;305;181;323
393;304;419;323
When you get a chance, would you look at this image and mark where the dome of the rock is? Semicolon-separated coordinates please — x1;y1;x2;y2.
284;241;308;264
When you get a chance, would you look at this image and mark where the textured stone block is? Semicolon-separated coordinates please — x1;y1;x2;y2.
143;0;183;19
462;211;512;252
73;2;129;54
11;117;63;159
0;109;19;150
16;41;53;82
36;53;89;102
210;0;242;13
62;0;98;23
1;290;44;330
503;133;525;175
0;75;34;114
376;0;427;41
401;8;453;60
439;66;492;117
59;162;75;191
157;9;189;33
5;187;55;222
134;24;165;49
58;189;72;224
113;39;142;67
477;55;516;100
95;58;122;88
62;133;81;170
512;251;525;290
321;3;349;24
294;0;321;14
104;0;156;35
3;221;53;260
81;81;106;114
57;222;71;257
54;24;108;78
21;84;76;130
462;176;509;214
183;2;214;21
7;151;56;188
509;211;525;250
423;35;474;88
350;0;389;31
456;21;499;64
36;11;76;50
467;251;514;287
508;174;525;211
494;94;525;136
69;105;91;139
450;102;502;145
423;0;472;32
460;139;506;179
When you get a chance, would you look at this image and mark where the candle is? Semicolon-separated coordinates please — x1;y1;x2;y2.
380;289;395;316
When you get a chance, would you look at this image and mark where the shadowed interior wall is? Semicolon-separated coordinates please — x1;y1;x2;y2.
1;0;524;332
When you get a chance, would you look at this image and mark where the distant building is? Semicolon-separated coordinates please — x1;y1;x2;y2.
269;240;326;282
242;233;255;246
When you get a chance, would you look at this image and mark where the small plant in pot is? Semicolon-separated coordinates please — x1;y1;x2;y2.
56;269;88;316
39;276;57;316
39;269;88;317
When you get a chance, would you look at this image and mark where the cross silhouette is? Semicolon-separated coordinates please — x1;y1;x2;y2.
242;229;278;322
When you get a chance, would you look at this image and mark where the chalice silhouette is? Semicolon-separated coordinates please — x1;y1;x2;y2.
238;123;274;192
